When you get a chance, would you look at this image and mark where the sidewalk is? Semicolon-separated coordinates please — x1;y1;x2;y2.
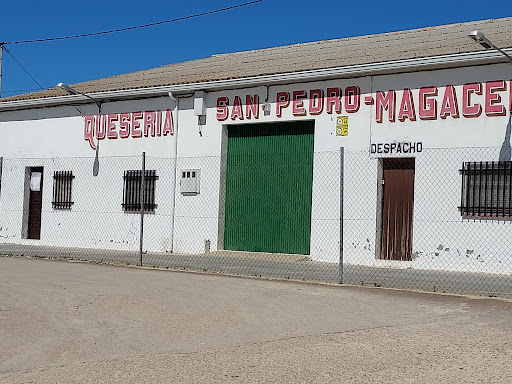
1;243;511;298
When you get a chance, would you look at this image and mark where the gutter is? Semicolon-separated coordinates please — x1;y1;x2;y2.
1;49;511;112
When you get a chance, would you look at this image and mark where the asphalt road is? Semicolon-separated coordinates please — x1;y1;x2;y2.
1;243;511;298
1;256;511;383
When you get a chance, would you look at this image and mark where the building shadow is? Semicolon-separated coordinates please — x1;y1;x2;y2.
498;114;512;161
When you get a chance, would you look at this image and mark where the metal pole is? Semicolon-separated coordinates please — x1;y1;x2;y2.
168;93;179;253
0;44;3;99
0;157;3;202
339;147;344;284
93;103;101;176
139;151;146;266
494;46;512;65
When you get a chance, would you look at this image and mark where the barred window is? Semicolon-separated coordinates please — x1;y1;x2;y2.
460;161;512;218
52;171;74;209
122;170;158;212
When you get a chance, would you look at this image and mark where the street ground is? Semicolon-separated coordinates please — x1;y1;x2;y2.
1;256;511;383
1;243;511;298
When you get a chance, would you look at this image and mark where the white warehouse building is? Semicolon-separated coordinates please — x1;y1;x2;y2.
1;17;512;275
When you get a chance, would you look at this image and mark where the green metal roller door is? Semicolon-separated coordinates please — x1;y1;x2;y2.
224;121;314;255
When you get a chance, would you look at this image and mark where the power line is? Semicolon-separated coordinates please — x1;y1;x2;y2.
2;86;50;94
2;88;46;95
2;46;44;90
3;0;264;45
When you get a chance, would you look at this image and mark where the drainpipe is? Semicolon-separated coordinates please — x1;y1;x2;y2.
168;92;179;253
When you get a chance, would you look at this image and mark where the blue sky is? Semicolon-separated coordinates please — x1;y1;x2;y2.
0;0;510;98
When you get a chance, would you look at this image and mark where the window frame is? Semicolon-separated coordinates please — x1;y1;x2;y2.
122;170;158;213
52;170;75;210
459;161;512;219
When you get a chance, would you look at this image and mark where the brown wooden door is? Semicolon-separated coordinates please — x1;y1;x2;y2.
380;159;415;260
28;167;43;240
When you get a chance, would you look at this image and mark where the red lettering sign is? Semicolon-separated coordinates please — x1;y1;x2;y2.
83;110;173;150
213;80;509;124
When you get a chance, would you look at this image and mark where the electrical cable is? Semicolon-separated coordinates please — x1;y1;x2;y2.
2;0;264;45
2;46;44;90
2;88;46;95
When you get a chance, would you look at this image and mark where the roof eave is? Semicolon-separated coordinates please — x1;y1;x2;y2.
1;49;510;112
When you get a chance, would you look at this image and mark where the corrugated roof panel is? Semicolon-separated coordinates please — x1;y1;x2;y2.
2;17;511;102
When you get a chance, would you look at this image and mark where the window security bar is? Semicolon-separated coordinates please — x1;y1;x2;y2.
459;161;512;218
52;171;74;210
122;170;158;212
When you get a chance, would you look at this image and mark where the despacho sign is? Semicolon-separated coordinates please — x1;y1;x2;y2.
370;142;423;155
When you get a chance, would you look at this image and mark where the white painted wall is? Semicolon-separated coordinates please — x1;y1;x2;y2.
367;64;512;274
1;63;512;274
0;97;178;252
370;64;512;149
172;63;512;274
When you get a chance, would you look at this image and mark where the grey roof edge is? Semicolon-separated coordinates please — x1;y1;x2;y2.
0;49;509;112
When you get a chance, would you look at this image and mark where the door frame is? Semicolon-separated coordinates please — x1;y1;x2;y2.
376;158;415;261
22;166;44;240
